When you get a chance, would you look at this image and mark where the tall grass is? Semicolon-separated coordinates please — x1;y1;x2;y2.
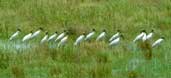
0;0;171;78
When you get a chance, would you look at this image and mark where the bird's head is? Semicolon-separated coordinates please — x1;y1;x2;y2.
141;30;146;33
117;29;121;33
63;30;67;32
55;31;58;34
92;28;96;32
103;29;106;32
161;37;165;40
17;28;21;32
45;31;48;34
30;30;33;33
39;27;43;31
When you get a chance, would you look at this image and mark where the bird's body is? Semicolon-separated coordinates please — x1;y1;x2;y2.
146;30;154;40
133;30;146;42
55;32;66;42
109;32;120;42
96;30;106;41
31;28;43;38
22;32;33;42
152;37;164;48
9;29;21;41
74;34;85;46
146;33;153;40
48;32;57;41
109;37;120;46
142;33;147;42
58;36;68;47
31;30;41;38
85;29;96;41
40;32;48;43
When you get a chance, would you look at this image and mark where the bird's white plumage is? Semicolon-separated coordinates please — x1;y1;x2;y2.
133;32;145;42
109;32;120;42
146;32;153;40
40;34;48;43
96;32;106;41
58;36;68;47
85;32;95;41
22;33;32;42
152;38;164;47
9;31;20;40
142;33;147;42
31;30;41;38
55;32;65;42
48;33;57;41
74;35;85;46
109;37;120;46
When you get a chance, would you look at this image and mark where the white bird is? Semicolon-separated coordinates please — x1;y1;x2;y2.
74;33;86;46
152;37;164;48
142;32;147;42
85;29;96;41
22;31;33;42
55;30;66;42
133;30;146;42
31;27;43;38
48;31;58;41
9;28;21;41
58;35;68;47
109;30;120;42
109;35;124;46
40;31;48;43
96;29;106;41
146;30;154;40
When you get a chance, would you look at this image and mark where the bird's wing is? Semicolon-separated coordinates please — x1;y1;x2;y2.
56;33;65;41
32;31;40;37
133;33;144;42
146;33;152;39
85;32;94;40
10;32;18;40
109;33;119;41
110;38;119;46
152;39;163;47
96;33;104;40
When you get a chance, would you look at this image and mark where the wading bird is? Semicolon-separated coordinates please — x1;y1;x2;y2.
146;29;154;40
55;30;66;42
96;29;106;41
85;29;96;41
109;30;121;42
48;31;58;41
152;37;164;48
40;31;48;43
74;32;86;46
31;27;43;38
9;28;21;41
58;35;68;47
22;31;33;42
109;34;124;46
133;30;146;42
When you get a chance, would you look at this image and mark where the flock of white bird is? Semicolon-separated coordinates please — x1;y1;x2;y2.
8;27;164;48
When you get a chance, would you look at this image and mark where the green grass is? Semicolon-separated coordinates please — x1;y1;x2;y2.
0;0;171;78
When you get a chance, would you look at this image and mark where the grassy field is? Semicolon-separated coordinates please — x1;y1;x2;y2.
0;0;171;78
